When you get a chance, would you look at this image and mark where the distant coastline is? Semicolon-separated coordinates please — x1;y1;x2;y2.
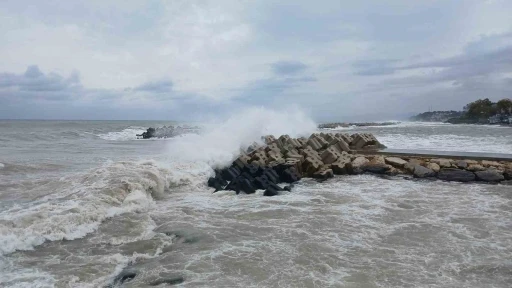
410;98;511;126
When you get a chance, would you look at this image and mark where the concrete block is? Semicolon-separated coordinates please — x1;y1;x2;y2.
320;146;342;164
303;157;324;175
262;135;277;145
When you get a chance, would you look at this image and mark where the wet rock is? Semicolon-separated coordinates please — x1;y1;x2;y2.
263;186;280;196
385;157;408;168
413;165;435;178
239;178;256;194
467;164;486;172
475;170;505;182
427;162;440;173
504;169;512;180
437;168;475;182
454;160;468;169
109;269;137;287
280;167;301;183
283;185;293;191
501;180;512;185
362;161;391;174
313;169;334;180
150;276;185;286
349;157;369;174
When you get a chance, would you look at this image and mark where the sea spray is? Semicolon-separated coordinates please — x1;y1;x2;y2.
165;106;317;168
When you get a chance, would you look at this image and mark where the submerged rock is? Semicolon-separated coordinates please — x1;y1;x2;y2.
437;168;475;182
150;276;185;286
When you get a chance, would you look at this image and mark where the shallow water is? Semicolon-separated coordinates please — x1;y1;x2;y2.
1;119;511;287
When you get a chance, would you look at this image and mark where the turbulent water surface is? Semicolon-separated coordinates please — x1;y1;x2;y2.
1;116;511;287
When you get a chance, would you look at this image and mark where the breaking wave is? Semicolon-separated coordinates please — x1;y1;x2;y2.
165;106;317;168
0;160;197;256
96;126;147;141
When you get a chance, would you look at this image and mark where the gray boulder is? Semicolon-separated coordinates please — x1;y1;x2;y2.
413;165;435;178
385;157;407;168
437;168;475;182
475;170;504;182
454;160;468;169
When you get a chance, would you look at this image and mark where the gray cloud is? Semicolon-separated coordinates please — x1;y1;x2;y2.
271;61;308;75
352;59;398;76
134;79;174;93
0;66;82;101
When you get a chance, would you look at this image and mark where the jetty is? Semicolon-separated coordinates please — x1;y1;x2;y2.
207;132;512;196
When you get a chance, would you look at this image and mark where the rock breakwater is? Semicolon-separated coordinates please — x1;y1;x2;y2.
208;132;512;196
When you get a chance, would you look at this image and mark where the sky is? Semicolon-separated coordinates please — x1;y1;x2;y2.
1;0;512;121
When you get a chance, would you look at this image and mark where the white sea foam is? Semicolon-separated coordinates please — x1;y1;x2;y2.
378;133;512;153
97;126;147;141
165;106;317;168
0;163;4;169
0;160;191;256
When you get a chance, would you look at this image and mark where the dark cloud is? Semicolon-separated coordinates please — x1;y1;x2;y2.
0;66;82;101
271;61;308;75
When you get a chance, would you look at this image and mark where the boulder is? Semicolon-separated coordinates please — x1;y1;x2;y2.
349;157;369;174
313;169;334;180
481;160;502;168
454;160;468;169
263;186;280;197
475;170;504;182
427;162;440;173
385;157;407;168
504;169;512;180
467;164;486;172
437;168;475;182
413;165;435;178
464;159;478;165
362;161;391;174
430;158;452;168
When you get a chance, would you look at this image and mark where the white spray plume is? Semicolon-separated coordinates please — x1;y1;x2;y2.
165;106;317;167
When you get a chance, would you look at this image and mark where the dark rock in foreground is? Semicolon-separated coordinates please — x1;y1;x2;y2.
475;170;505;182
437;168;476;182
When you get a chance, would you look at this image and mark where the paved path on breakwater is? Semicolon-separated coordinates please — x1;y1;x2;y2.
360;149;512;162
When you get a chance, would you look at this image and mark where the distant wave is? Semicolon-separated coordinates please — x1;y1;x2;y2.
97;126;147;141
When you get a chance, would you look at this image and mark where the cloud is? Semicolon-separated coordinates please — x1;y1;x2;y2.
134;79;174;93
0;66;82;101
271;61;308;75
2;0;512;120
352;59;398;76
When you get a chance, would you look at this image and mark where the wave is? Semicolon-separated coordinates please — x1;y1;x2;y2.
165;106;317;168
96;126;147;141
0;160;206;256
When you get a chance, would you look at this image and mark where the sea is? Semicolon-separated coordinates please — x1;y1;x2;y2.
1;109;512;287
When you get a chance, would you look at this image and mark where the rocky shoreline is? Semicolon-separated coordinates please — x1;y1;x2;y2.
208;132;512;196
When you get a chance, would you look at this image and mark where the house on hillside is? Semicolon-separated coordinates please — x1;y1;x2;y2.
488;114;511;124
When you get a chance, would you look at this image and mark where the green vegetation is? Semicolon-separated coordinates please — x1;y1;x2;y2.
411;98;512;124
